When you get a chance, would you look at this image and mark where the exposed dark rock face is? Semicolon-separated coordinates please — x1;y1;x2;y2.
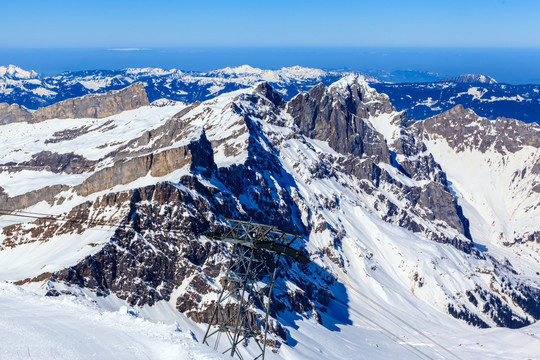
44;120;118;144
0;194;126;250
40;99;323;344
253;82;286;108
388;113;448;183
48;134;324;344
51;182;224;306
286;78;392;163
406;181;464;232
285;78;470;250
0;184;67;215
450;272;540;329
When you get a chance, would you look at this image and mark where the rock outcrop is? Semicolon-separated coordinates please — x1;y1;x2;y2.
0;184;67;214
0;103;32;124
0;83;149;124
31;82;149;122
13;151;97;174
75;131;213;197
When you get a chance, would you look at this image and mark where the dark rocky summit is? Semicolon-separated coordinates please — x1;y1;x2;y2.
287;78;393;163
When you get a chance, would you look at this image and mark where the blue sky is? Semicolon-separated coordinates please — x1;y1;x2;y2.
2;0;539;48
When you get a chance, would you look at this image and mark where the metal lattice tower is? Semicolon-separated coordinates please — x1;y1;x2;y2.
202;219;310;360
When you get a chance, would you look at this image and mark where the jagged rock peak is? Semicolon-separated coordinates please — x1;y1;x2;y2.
252;82;285;108
328;73;368;88
286;76;393;161
414;104;540;153
327;74;395;113
27;82;150;123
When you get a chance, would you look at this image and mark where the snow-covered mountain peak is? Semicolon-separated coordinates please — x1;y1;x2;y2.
411;103;540;265
0;65;39;79
452;74;497;84
318;74;395;118
327;74;375;98
211;64;264;76
207;65;336;86
123;67;180;77
277;65;327;79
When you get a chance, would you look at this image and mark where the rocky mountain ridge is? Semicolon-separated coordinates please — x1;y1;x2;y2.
414;104;540;153
0;82;149;124
0;78;539;359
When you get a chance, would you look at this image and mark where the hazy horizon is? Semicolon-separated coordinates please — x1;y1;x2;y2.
2;47;540;84
3;1;539;83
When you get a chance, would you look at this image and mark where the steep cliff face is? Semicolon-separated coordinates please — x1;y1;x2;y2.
285;76;469;250
1;80;539;359
286;76;392;163
0;82;149;124
32;82;149;122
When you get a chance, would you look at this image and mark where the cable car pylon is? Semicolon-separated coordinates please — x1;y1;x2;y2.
202;219;310;359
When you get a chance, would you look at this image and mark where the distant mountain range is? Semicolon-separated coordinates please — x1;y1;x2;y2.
1;64;539;124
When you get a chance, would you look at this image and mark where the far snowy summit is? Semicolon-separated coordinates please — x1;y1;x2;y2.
446;74;497;84
0;65;39;79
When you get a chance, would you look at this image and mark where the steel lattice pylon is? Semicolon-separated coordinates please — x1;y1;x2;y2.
202;219;310;360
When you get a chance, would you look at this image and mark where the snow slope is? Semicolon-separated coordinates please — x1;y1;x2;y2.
0;283;227;360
